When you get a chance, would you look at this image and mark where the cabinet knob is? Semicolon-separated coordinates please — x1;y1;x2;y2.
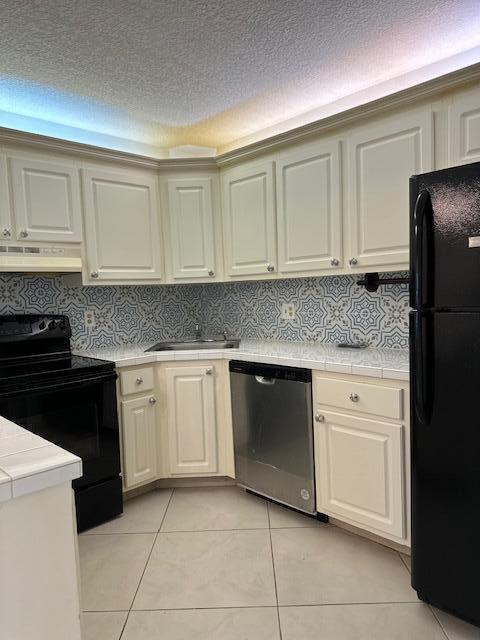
149;396;157;404
208;269;215;277
315;413;325;423
349;392;359;402
330;258;339;267
90;271;99;279
2;228;11;238
135;377;143;385
19;230;28;238
205;368;213;375
349;258;358;266
267;264;275;272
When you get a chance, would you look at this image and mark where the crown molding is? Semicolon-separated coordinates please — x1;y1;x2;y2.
215;61;480;166
156;157;218;170
0;62;479;171
0;127;163;169
0;127;220;171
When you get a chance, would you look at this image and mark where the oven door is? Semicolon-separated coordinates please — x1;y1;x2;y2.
0;371;121;489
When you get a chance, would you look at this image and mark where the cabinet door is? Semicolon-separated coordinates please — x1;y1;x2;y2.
9;156;82;242
165;365;218;475
276;140;342;273
82;167;163;282
0;154;12;240
314;410;404;538
346;107;433;269
222;159;277;277
448;87;480;166
121;395;157;489
166;177;217;280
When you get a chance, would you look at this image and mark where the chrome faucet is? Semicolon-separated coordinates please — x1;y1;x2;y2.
194;322;202;339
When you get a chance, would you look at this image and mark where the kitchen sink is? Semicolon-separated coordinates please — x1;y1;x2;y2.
145;338;240;352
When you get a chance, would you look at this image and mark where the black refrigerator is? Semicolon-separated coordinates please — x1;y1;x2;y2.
410;160;480;626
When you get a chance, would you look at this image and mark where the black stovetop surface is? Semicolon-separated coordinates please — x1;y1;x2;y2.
0;353;114;392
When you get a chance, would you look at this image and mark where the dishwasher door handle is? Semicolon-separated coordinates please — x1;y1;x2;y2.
255;376;276;386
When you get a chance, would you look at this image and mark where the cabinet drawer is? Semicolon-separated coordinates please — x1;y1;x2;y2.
314;377;403;420
119;367;154;396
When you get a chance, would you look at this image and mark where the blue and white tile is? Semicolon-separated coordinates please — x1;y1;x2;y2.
0;272;410;350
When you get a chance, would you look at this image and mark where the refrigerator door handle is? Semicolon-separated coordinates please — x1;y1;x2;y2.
412;189;431;310
413;312;428;425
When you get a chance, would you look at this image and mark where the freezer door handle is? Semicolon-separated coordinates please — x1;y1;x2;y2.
413;313;429;425
412;189;431;310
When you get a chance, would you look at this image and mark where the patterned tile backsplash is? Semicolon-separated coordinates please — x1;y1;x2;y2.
0;273;410;350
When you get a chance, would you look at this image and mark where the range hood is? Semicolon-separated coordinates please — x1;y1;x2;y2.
0;245;82;272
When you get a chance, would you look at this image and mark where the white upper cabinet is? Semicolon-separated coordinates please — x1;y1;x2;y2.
276;139;342;273
448;87;480;166
8;155;82;243
221;159;277;278
0;154;12;240
346;106;434;269
165;364;218;475
165;176;218;281
82;166;163;282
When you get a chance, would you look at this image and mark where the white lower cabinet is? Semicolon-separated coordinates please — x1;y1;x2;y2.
312;372;409;544
118;360;234;490
121;394;158;489
165;364;218;475
314;410;404;539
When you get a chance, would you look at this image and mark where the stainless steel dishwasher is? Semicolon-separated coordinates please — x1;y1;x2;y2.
229;360;316;514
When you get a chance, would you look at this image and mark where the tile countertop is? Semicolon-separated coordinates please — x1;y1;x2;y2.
75;339;409;381
0;416;82;503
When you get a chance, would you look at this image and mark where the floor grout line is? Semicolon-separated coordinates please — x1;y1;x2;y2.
118;487;176;640
82;525;325;536
81;531;164;536
397;551;412;574
83;601;428;613
267;501;283;640
429;606;452;640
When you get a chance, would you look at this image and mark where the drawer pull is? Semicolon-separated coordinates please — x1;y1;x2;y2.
315;413;325;423
205;368;213;375
349;392;360;402
136;377;143;385
149;397;157;404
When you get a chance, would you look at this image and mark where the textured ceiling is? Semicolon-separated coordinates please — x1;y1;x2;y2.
0;0;479;156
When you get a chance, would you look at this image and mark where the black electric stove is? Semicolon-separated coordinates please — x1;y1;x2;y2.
0;314;123;531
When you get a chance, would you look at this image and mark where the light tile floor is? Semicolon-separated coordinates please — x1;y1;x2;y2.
79;486;480;640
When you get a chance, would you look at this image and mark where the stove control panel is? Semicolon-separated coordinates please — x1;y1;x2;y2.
0;315;72;341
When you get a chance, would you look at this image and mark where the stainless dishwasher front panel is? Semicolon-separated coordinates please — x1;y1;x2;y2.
230;365;315;513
